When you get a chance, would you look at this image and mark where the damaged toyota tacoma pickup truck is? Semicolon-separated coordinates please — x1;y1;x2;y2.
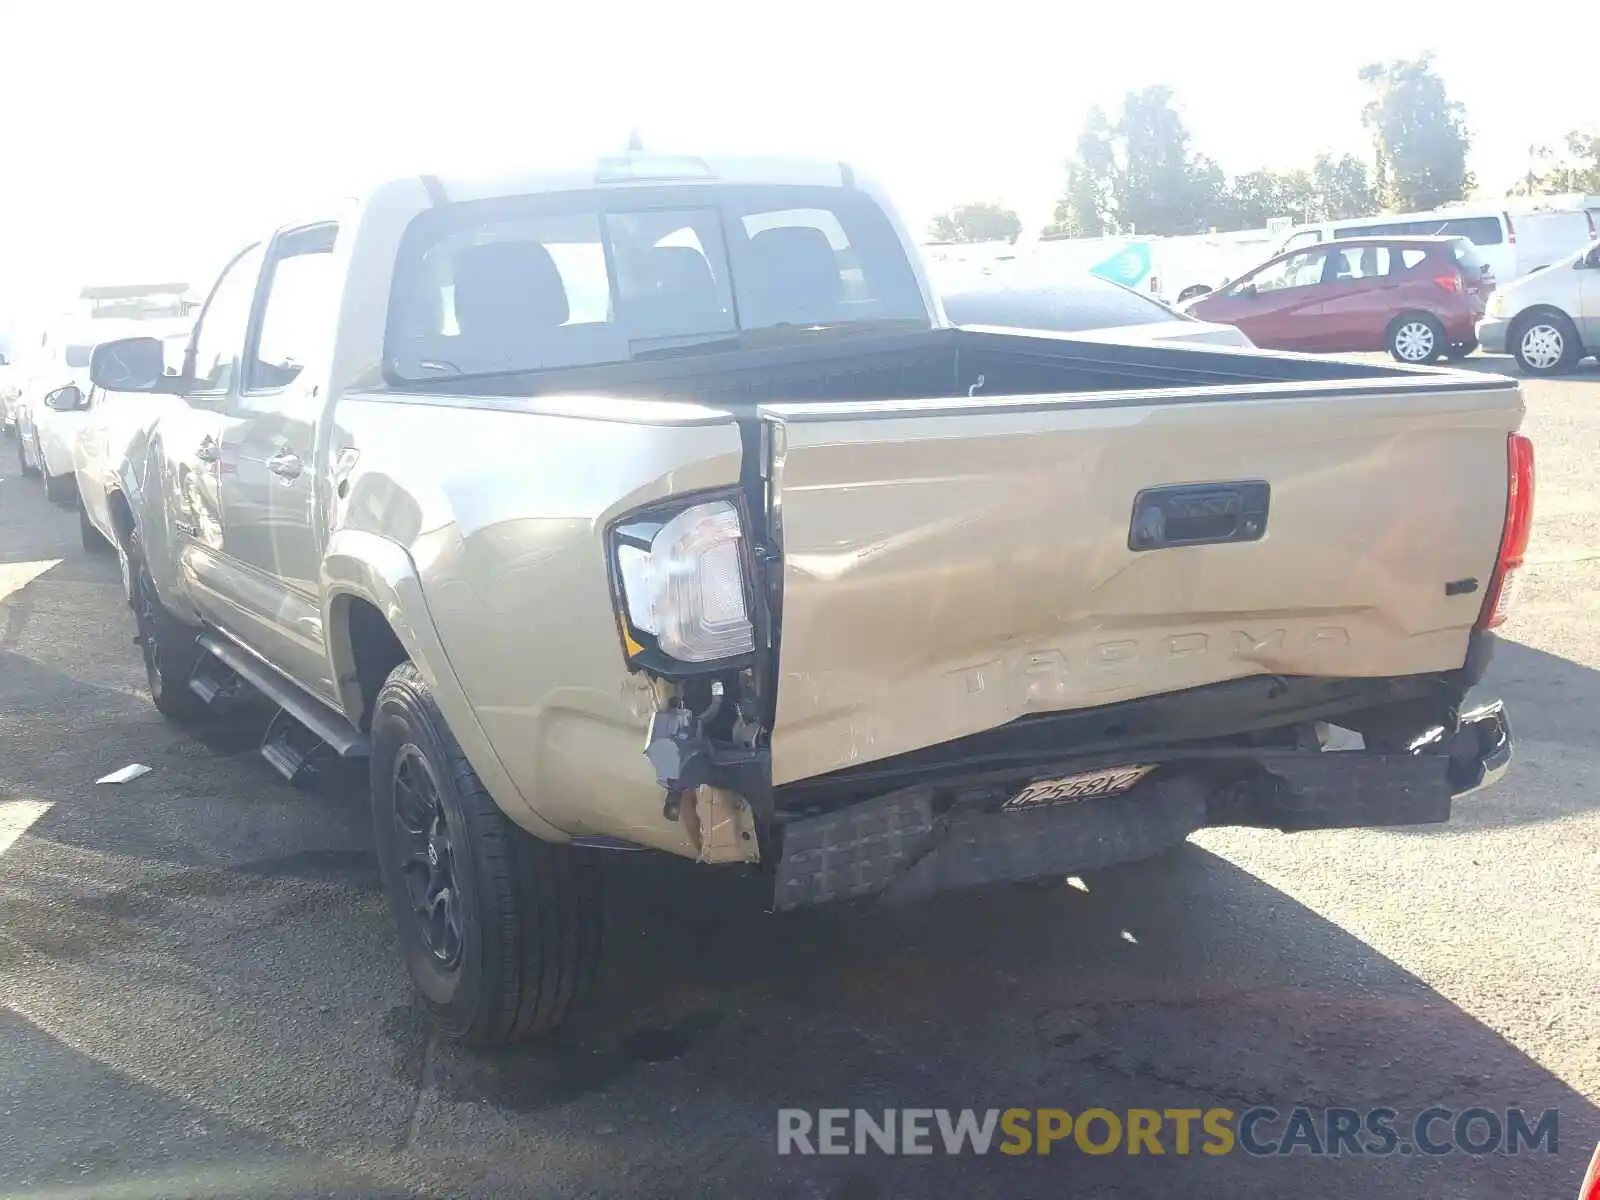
86;155;1524;1046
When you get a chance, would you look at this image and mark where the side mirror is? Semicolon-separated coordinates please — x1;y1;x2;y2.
44;385;87;412
89;336;184;393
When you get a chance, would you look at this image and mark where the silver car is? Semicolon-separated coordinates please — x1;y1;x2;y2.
1478;241;1600;374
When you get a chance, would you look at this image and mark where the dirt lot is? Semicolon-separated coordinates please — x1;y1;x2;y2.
1;355;1597;1199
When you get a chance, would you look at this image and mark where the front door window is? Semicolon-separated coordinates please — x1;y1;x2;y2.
1246;249;1329;294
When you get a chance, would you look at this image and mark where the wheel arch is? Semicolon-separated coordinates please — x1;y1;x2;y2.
321;529;564;841
106;487;136;547
112;431;198;619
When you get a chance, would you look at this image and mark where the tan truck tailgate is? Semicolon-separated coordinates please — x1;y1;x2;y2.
763;376;1523;785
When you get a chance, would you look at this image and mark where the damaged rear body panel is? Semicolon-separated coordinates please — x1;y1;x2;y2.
759;379;1517;787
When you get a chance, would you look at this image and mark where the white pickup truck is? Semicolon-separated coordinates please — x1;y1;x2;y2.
83;154;1522;1046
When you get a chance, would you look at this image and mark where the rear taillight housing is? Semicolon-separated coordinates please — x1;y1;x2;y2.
1587;211;1598;241
1506;213;1517;244
1581;1141;1600;1200
1477;432;1535;630
1433;271;1463;293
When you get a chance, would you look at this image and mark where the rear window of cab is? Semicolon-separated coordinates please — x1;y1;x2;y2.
383;185;930;383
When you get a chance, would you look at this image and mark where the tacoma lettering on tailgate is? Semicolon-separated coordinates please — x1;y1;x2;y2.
946;625;1354;702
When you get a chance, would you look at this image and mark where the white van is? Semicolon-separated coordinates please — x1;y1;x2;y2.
1276;204;1597;284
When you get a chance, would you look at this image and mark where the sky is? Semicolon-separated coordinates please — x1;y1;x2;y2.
1;0;1593;331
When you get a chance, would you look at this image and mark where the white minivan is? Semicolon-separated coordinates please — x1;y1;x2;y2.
1277;204;1596;285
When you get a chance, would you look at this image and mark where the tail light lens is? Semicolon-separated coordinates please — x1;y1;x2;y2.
1588;211;1598;241
611;497;755;668
1506;213;1517;245
1477;432;1535;630
1433;272;1463;293
1581;1141;1600;1200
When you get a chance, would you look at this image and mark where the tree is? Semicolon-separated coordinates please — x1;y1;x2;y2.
1510;131;1600;197
1187;155;1231;230
1561;130;1600;192
1219;170;1282;230
1211;167;1323;231
1114;86;1208;233
1047;88;1223;237
1309;153;1375;220
926;201;1023;244
1042;108;1116;238
1040;164;1106;239
1359;54;1473;211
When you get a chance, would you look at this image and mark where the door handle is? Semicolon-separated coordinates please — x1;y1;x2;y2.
1129;481;1271;551
195;435;220;463
331;446;360;482
267;449;304;480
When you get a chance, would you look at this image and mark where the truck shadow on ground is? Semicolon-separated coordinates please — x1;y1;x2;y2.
422;846;1599;1198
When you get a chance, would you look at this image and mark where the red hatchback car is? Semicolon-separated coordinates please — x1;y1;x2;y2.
1188;235;1493;363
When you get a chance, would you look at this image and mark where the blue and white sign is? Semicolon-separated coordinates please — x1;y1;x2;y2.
1088;241;1154;289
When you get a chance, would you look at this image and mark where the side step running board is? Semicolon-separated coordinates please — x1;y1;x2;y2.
261;706;336;784
189;651;245;709
196;633;369;781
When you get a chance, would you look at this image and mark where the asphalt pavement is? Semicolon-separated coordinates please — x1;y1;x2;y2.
1;354;1596;1199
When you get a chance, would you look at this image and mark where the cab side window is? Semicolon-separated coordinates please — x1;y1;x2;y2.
190;244;266;393
245;224;339;394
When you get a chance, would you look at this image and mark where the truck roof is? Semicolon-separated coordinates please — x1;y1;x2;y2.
400;154;860;206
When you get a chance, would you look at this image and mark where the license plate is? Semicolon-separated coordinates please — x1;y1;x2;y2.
1003;765;1154;811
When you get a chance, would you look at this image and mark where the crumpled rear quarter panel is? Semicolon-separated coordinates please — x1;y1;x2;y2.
334;392;741;848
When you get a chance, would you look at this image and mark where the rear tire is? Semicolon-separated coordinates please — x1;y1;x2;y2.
128;527;209;721
80;504;111;553
1511;310;1580;375
370;661;602;1046
1388;313;1445;363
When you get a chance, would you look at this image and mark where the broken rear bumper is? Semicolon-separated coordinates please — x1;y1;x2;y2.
769;700;1513;911
1445;700;1512;797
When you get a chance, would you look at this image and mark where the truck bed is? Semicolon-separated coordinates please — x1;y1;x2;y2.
446;325;1419;407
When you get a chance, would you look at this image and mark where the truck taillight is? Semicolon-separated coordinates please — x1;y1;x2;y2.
1477;432;1535;630
1588;211;1598;241
1505;213;1517;245
1433;272;1463;293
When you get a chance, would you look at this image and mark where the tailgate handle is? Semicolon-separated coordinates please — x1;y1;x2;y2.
1128;481;1270;551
